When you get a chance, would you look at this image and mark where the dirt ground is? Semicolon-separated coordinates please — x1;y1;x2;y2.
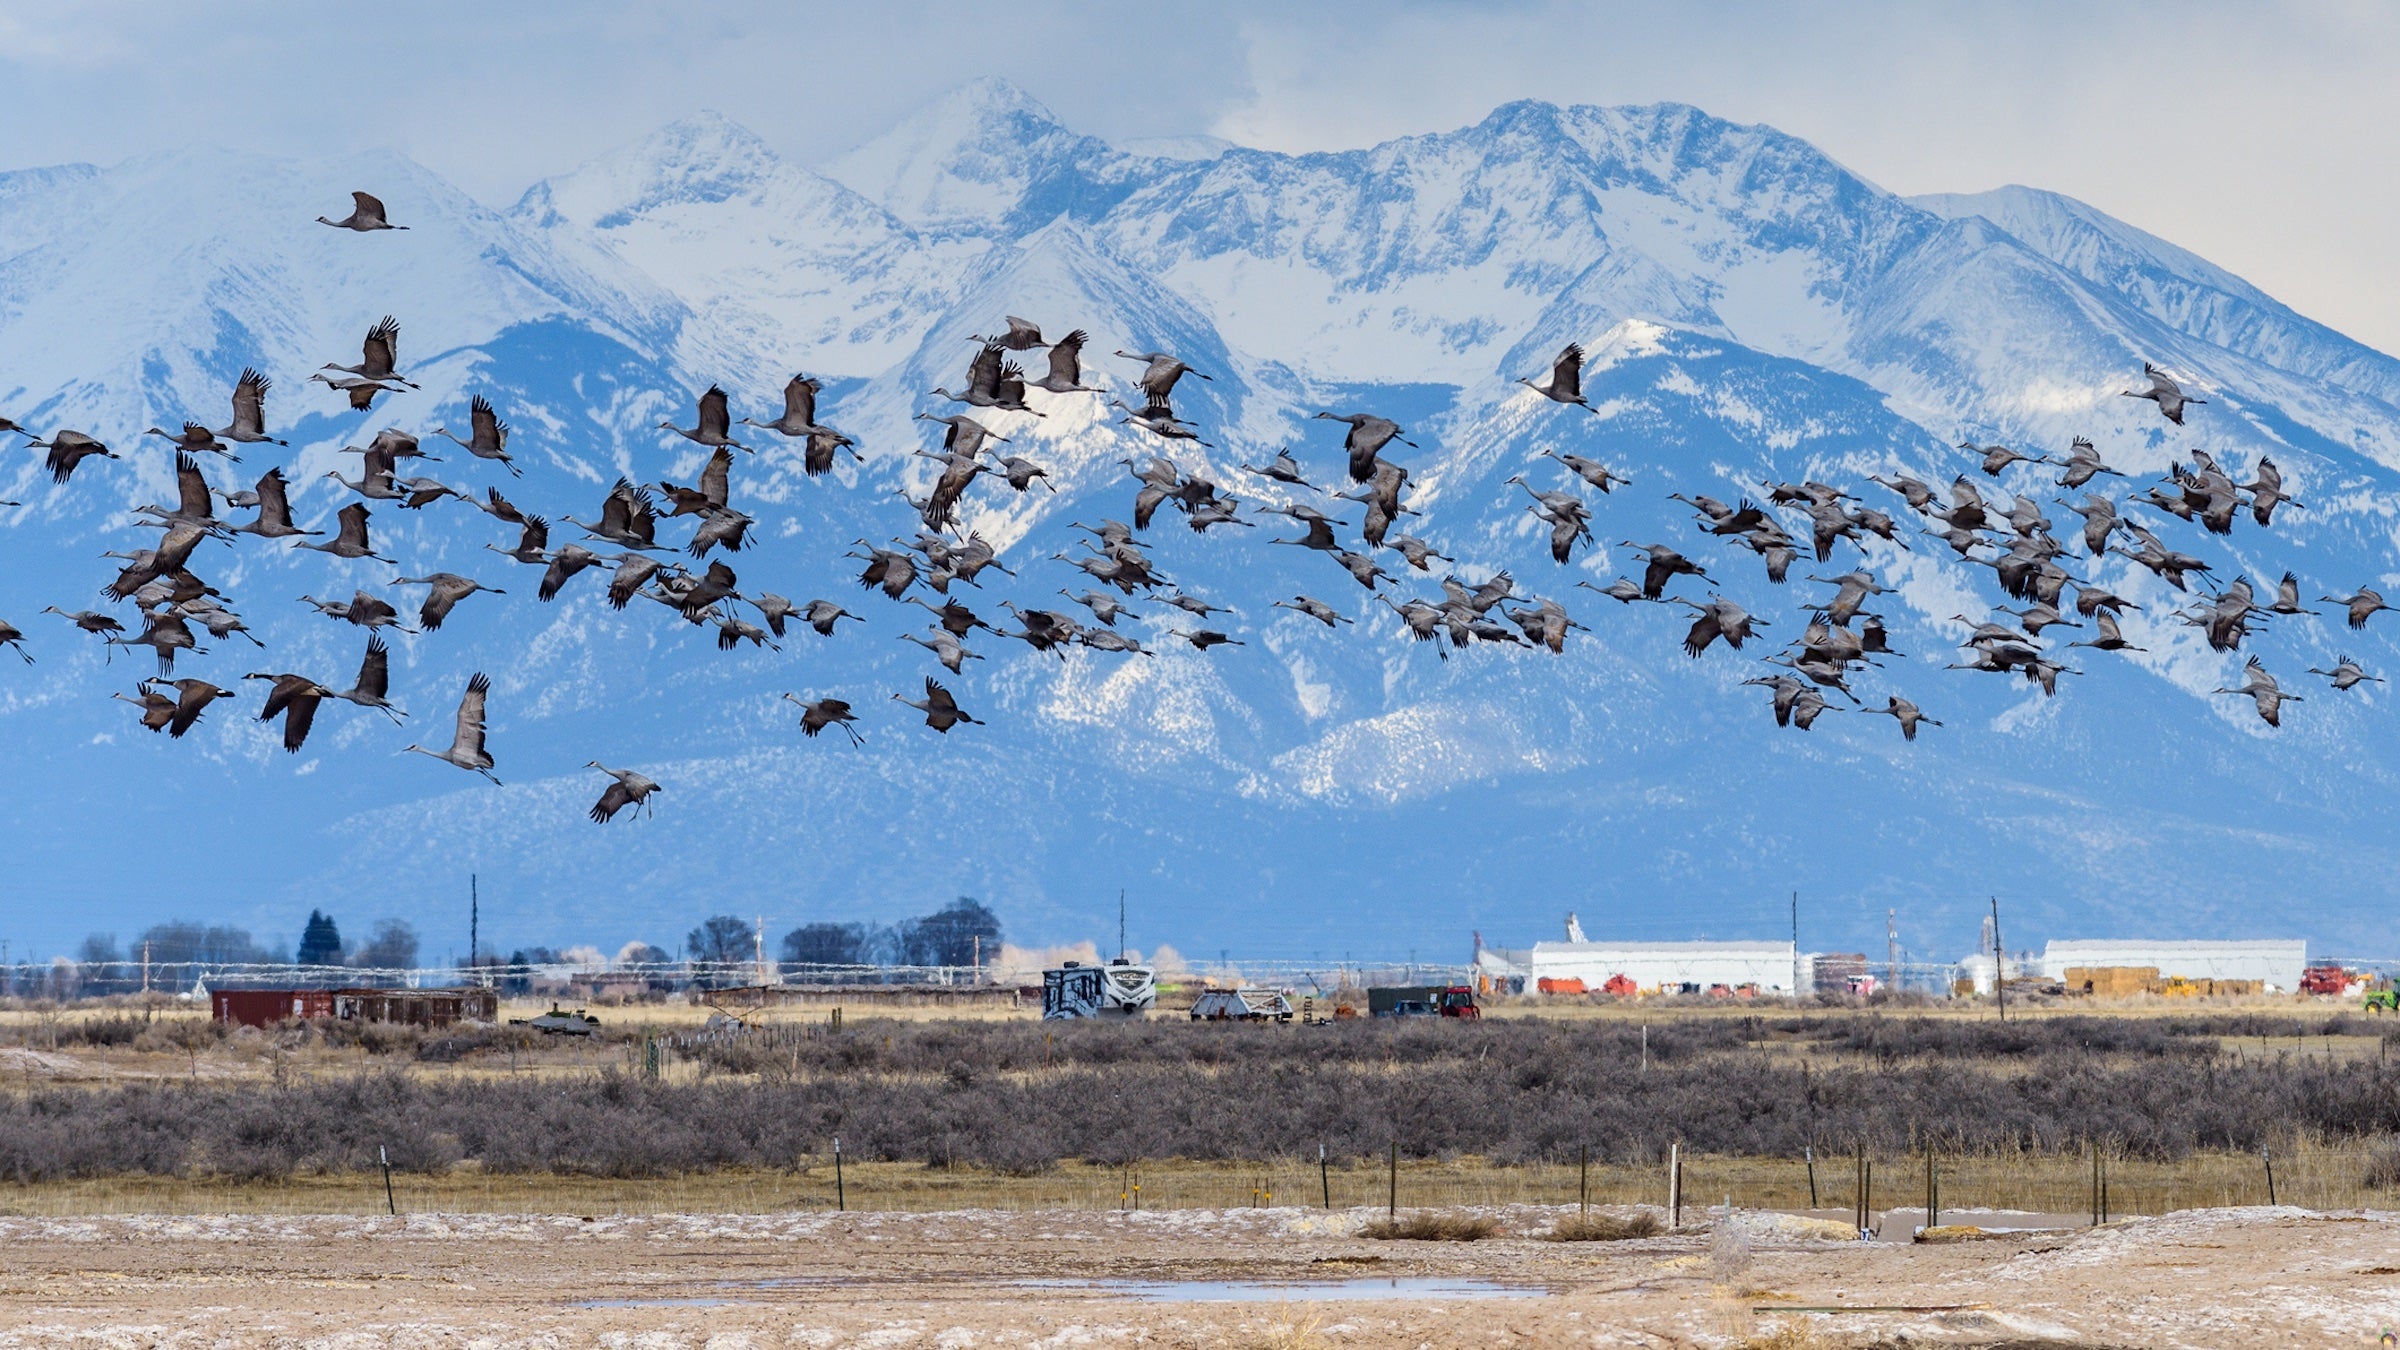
1;1203;2394;1349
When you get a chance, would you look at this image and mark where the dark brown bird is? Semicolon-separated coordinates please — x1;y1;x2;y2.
317;190;407;231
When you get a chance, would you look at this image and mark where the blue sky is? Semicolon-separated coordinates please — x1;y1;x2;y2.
4;2;2398;352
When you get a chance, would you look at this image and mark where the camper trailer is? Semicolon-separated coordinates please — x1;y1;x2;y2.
1042;959;1157;1019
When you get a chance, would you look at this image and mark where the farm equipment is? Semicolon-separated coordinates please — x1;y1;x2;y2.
2365;989;2399;1014
2302;965;2356;996
511;1003;600;1035
1367;984;1481;1018
1190;988;1295;1022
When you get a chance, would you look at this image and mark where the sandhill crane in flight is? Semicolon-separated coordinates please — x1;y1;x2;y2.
2123;362;2205;425
1273;596;1351;627
294;503;392;562
894;677;980;732
1576;577;1648;605
405;672;500;783
740;373;838;440
973;316;1049;350
114;683;174;730
1315;411;1414;482
2246;456;2300;526
309;372;402;411
903;627;983;675
1518;342;1597;410
0;619;28;663
1620;542;1708;599
1113;394;1210;447
1670;595;1764;657
802;600;860;637
2308;656;2383;691
1961;441;2046;476
783;692;863;744
244;671;337;753
212;368;286;447
394;573;505;631
1115;349;1211;402
1869;696;1941;741
318;191;406;231
323;316;419;390
1538;448;1629;493
1242;449;1314;488
2215;657;2297;727
143;421;237;463
933;341;1042;415
27;429;116;483
146;678;232;738
429;395;519;475
2052;437;2122;489
224;472;312;547
2066;610;2144;653
1024;330;1105;394
331;635;405;723
660;386;750;451
1179;629;1244;651
2321;586;2392;630
588;763;662;823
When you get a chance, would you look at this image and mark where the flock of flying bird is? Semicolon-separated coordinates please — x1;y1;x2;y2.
0;190;2382;823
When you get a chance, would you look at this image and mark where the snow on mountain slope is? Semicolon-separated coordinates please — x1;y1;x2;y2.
1914;184;2400;412
825;78;1157;238
515;113;980;381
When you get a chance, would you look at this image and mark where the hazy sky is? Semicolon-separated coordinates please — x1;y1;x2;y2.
4;1;2397;349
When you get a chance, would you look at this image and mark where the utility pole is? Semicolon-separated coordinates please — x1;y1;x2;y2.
1990;896;2006;1021
1886;909;1897;993
470;875;479;985
1118;890;1127;962
1790;891;1801;998
755;914;766;984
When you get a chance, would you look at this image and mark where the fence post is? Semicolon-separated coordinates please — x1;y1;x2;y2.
2262;1146;2276;1206
1388;1141;1398;1218
1320;1144;1331;1211
1805;1146;1818;1209
378;1145;396;1216
1669;1142;1681;1229
834;1137;845;1213
1579;1143;1590;1214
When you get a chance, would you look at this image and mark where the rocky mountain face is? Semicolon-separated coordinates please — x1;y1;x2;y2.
3;79;2396;962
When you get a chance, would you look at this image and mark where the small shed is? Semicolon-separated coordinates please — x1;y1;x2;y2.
211;987;497;1029
1189;988;1294;1022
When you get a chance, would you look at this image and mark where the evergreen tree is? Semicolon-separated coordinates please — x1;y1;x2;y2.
295;910;344;966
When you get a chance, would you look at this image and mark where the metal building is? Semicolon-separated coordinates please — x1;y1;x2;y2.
2032;940;2306;994
210;986;498;1029
1527;940;1802;994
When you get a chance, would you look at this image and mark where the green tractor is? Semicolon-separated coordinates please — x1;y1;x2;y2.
2364;989;2399;1014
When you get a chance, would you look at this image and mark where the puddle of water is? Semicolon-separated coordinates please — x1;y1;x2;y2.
1026;1277;1545;1302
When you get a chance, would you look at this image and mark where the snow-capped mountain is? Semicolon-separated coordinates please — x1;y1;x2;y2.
4;81;2399;964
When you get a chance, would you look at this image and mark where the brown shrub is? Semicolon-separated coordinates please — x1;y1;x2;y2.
1357;1211;1498;1241
1547;1209;1664;1241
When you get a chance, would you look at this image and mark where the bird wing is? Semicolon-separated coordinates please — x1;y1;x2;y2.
453;673;491;758
967;342;1004;401
337;502;371;550
782;374;818;426
1552;343;1584;397
363;316;400;374
700;447;732;507
354;191;386;220
923;678;960;714
699;385;731;439
282;691;322;753
356;635;390;699
232;369;270;434
1046;330;1089;385
591;782;633;823
175;453;211;519
419;588;457;632
470;395;505;448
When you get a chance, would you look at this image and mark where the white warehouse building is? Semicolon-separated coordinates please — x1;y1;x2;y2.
1528;940;1803;994
2033;940;2307;993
